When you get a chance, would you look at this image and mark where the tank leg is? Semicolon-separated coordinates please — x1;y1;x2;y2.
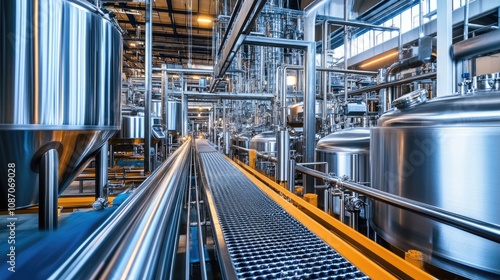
94;143;109;211
39;149;59;230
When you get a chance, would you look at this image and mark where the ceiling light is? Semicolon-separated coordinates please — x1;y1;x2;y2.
130;43;136;47
197;16;212;23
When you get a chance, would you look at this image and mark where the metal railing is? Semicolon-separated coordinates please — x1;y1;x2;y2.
295;164;500;243
50;138;192;279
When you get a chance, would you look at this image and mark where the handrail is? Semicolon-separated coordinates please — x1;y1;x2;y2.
50;138;192;279
295;164;500;243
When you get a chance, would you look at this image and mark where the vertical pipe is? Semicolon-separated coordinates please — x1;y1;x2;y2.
162;64;169;132
222;100;227;152
437;0;453;96
350;153;359;230
109;144;115;168
182;93;188;136
95;143;108;202
288;158;295;193
419;0;424;38
322;21;328;123
39;149;58;230
144;0;152;173
276;130;290;182
304;47;316;193
281;66;287;127
339;190;345;223
462;0;471;75
343;0;349;101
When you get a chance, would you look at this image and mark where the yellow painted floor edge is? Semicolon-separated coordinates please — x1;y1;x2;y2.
231;157;435;280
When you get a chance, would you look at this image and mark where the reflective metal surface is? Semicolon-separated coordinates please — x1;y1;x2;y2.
371;92;500;277
119;116;145;138
233;133;251;149
249;131;277;153
51;139;191;279
119;116;162;138
250;131;277;174
0;0;122;208
476;73;500;91
166;100;182;132
275;130;290;181
316;128;370;182
316;128;370;217
288;101;323;122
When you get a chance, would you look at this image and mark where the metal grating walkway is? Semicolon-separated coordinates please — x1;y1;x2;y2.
196;140;369;279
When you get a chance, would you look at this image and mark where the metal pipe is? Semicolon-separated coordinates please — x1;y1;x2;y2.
193;151;207;280
350;154;359;230
185;152;192;280
419;0;424;38
348;72;436;96
322;20;328;123
50;139;192;279
275;130;290;182
295;165;500;243
144;0;152;173
185;92;274;100
304;41;316;193
288;158;296;193
343;0;349;101
39;149;59;231
153;67;214;74
281;65;303;127
162;64;169;132
319;17;399;32
242;35;316;193
316;67;377;75
94;143;109;210
462;0;471;75
182;92;189;136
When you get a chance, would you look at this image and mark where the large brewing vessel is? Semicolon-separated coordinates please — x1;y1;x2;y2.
371;89;500;277
316;128;370;182
316;128;370;216
250;131;277;173
0;0;122;208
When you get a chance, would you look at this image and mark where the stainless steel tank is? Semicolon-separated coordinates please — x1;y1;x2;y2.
119;116;162;138
316;128;370;217
316;128;370;182
0;0;122;208
288;101;323;123
234;133;251;149
250;131;277;153
371;89;500;277
250;131;277;173
166;100;182;132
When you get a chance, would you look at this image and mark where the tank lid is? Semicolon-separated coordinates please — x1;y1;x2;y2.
392;88;428;109
316;128;370;152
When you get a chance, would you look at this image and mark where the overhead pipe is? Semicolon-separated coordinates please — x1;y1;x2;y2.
144;0;152;173
316;68;377;75
50;139;192;279
295;164;500;244
348;72;436;96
